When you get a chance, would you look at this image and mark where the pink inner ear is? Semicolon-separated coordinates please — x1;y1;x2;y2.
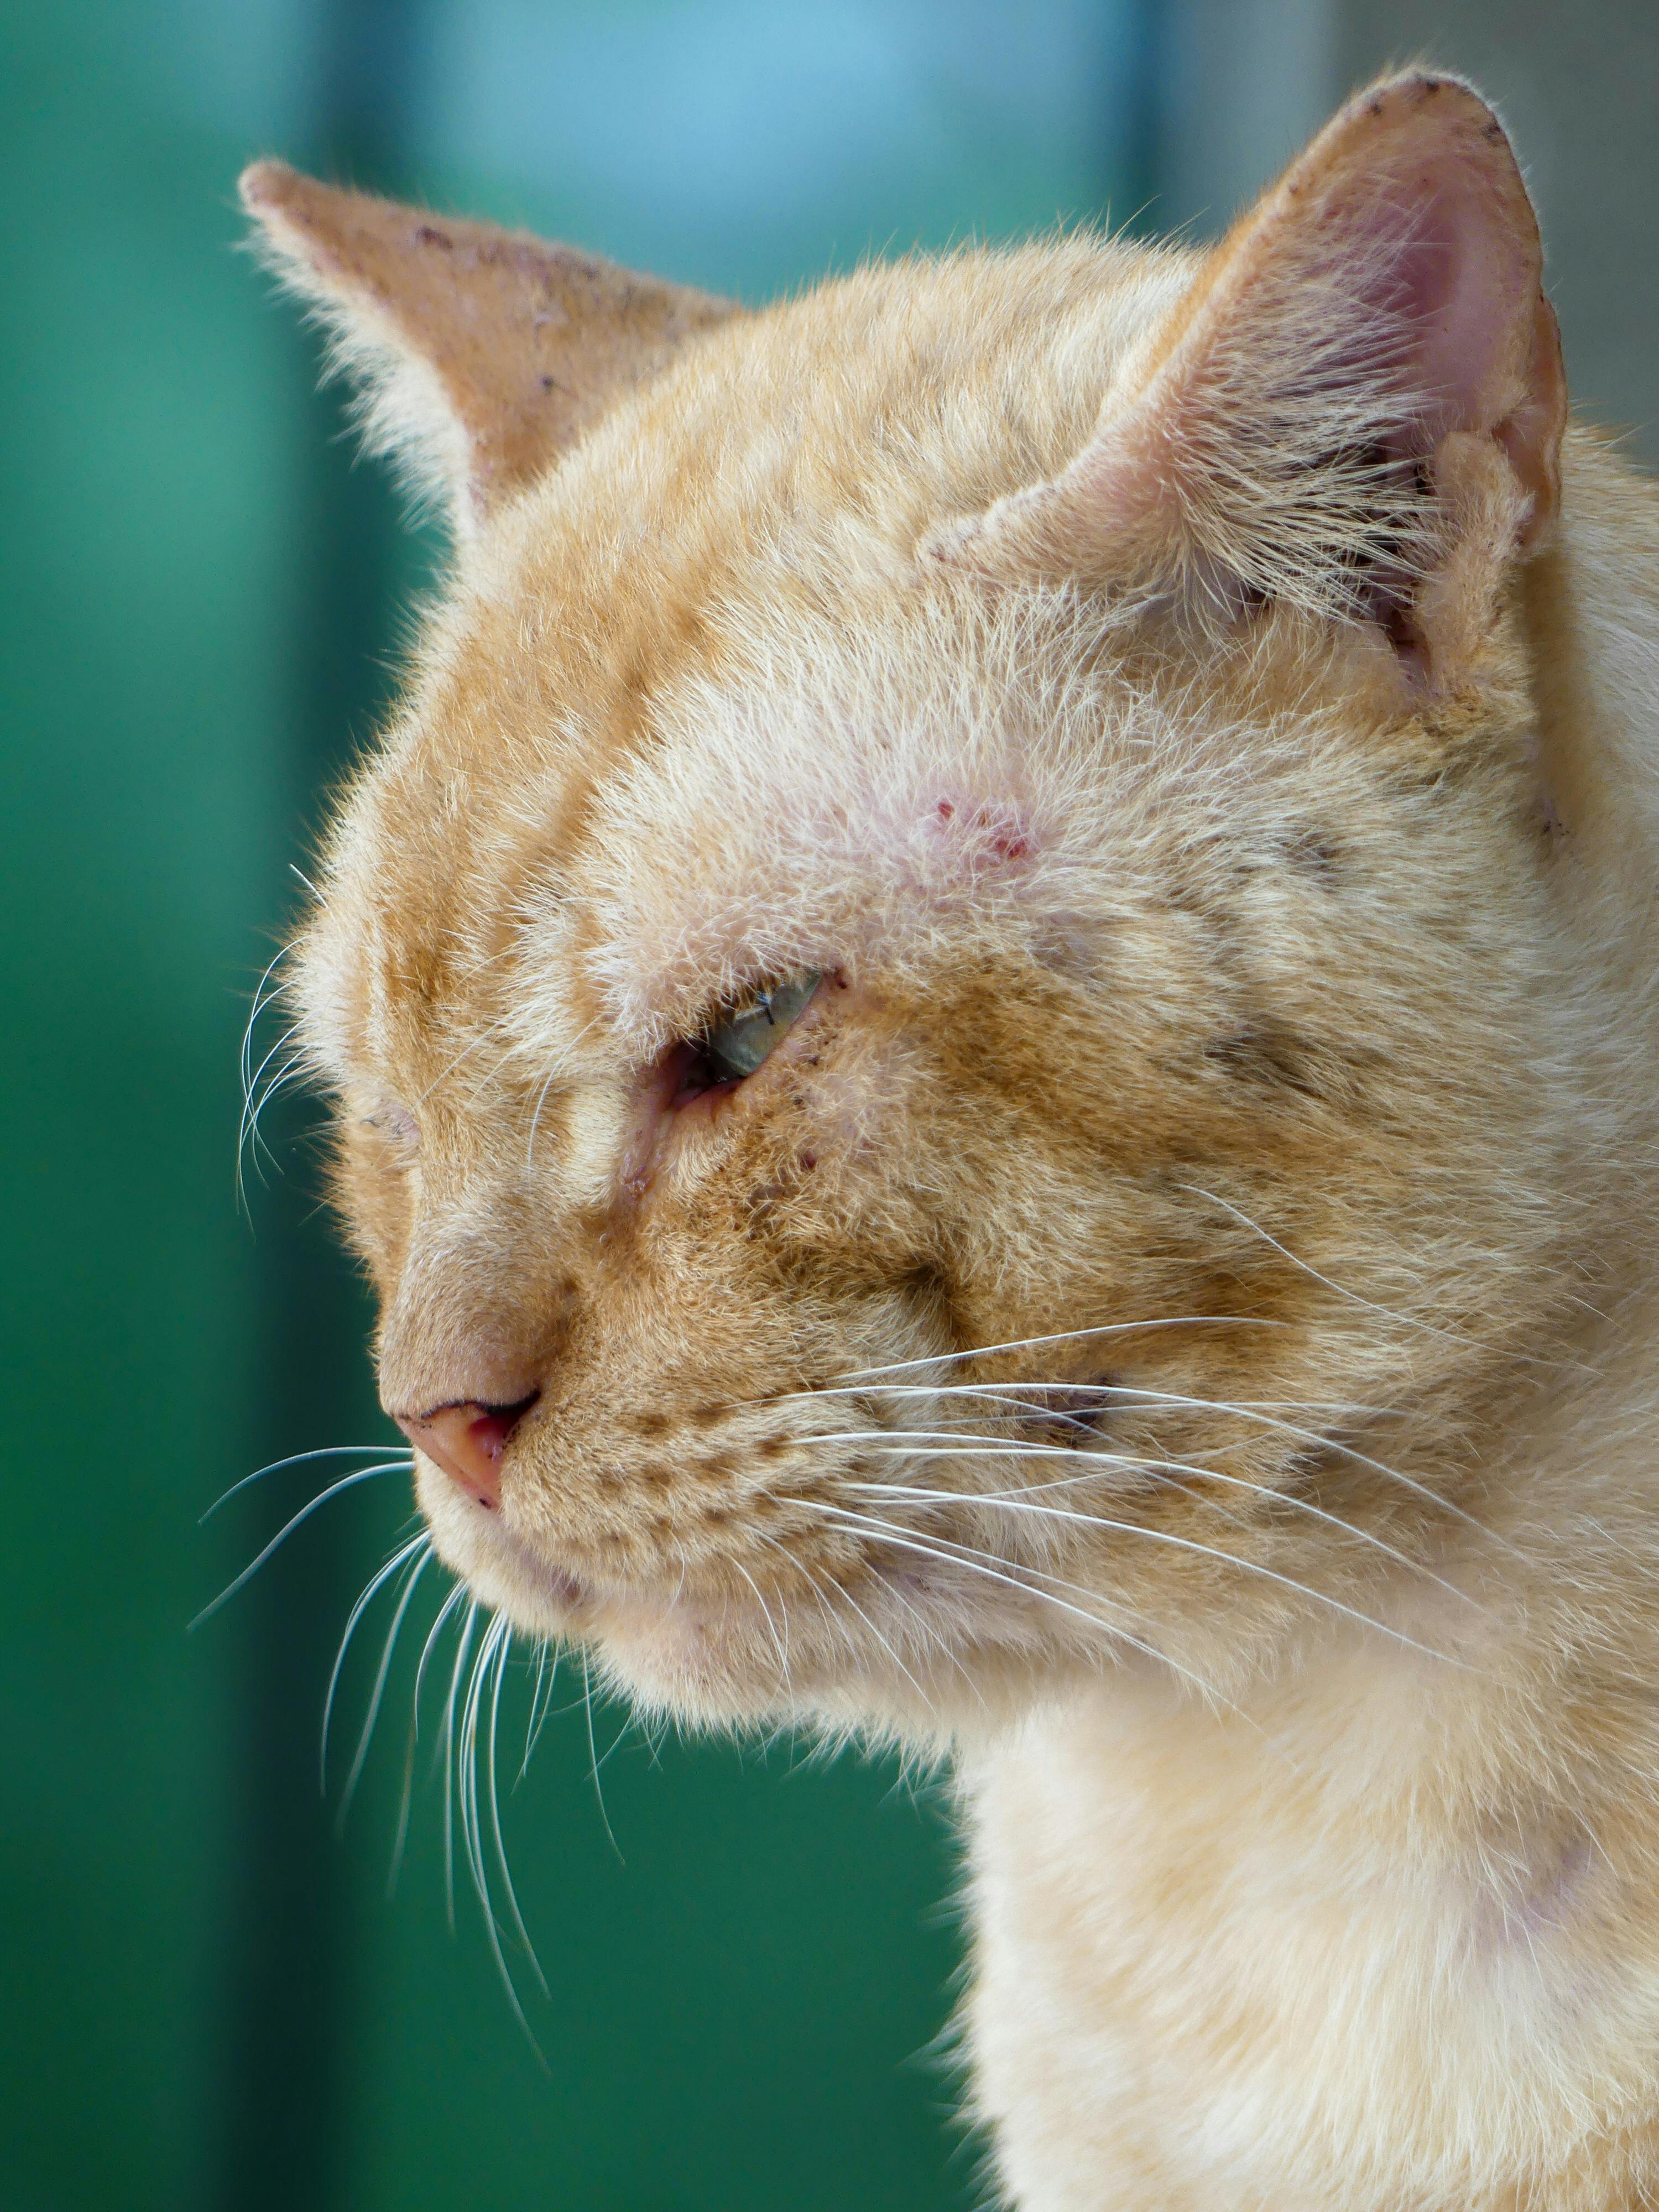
926;75;1564;629
1343;150;1563;549
1371;185;1516;450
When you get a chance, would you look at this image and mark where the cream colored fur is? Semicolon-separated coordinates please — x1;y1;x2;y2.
244;71;1659;2210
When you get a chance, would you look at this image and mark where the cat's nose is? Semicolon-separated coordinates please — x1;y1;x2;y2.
395;1394;540;1511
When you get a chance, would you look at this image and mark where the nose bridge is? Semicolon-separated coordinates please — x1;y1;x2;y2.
377;1194;563;1420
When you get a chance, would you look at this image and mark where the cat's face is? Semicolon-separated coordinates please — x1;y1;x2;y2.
257;73;1575;1734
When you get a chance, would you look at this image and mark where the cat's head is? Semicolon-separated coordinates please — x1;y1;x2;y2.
246;74;1584;1738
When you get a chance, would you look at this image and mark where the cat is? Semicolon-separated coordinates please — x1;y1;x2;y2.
241;68;1659;2211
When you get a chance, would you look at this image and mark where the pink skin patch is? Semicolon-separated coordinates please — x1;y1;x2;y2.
929;794;1035;868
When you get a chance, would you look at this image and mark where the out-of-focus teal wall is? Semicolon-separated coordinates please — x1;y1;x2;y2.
1;7;1144;2208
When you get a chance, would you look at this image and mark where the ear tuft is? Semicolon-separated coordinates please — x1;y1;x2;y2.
239;161;740;543
926;72;1567;686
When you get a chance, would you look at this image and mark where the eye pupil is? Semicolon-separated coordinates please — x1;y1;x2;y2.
698;971;821;1086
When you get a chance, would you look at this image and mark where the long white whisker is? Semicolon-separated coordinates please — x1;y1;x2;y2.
581;1653;623;1864
869;1559;988;1709
338;1543;434;1816
827;1316;1291;1386
732;1559;791;1695
1178;1184;1592;1372
413;1580;469;1738
827;1568;939;1719
237;944;298;1209
441;1600;479;1931
452;1616;545;2055
203;1443;411;1522
752;1528;858;1675
320;1531;429;1785
385;1720;419;1900
191;1462;408;1628
801;1385;1520;1555
241;1042;307;1190
520;1640;561;1783
486;1626;548;1996
827;1480;1465;1665
460;1615;499;1917
791;1498;1256;1722
791;1429;1485;1609
387;1578;467;1897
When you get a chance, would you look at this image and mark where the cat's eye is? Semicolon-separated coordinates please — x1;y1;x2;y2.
689;972;822;1092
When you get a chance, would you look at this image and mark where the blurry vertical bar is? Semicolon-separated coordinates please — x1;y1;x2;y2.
1104;0;1165;238
216;5;427;2209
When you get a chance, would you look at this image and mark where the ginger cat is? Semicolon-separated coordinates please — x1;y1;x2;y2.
242;71;1659;2210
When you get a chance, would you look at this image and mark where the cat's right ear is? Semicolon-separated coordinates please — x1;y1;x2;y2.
922;72;1567;692
239;162;739;546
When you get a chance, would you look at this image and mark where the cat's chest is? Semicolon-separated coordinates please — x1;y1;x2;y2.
955;1676;1620;2211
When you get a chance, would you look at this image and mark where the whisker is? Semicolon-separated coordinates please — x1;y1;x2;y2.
837;1575;940;1718
732;1559;791;1695
414;1016;517;1109
458;1621;506;1961
828;1315;1291;1386
413;1579;469;1738
525;1015;603;1167
202;1443;410;1523
441;1600;480;1931
804;1386;1520;1556
191;1461;410;1628
791;1428;1486;1610
580;1653;624;1864
239;1036;309;1191
519;1639;560;1784
320;1531;429;1785
386;1720;419;1901
485;1626;548;1996
752;1528;860;1677
790;1497;1260;1723
452;1614;546;2054
1178;1184;1593;1373
236;944;299;1211
823;1478;1467;1665
388;1578;468;1898
872;1562;989;1710
885;1433;1478;1610
337;1542;434;1817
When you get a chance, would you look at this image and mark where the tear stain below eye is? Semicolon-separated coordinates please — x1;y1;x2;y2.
618;1036;748;1197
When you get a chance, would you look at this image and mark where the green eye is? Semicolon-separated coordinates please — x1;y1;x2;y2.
702;972;822;1082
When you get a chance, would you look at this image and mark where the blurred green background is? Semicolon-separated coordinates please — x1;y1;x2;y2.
6;4;1657;2208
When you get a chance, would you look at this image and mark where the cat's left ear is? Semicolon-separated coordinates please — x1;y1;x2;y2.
925;72;1567;688
239;162;739;544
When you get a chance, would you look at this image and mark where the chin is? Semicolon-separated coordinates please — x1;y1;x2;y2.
415;1457;1044;1744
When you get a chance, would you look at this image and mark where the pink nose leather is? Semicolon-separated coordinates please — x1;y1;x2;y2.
396;1395;538;1510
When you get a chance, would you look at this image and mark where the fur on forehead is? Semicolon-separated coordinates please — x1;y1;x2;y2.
515;593;1280;1057
319;585;1415;1111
